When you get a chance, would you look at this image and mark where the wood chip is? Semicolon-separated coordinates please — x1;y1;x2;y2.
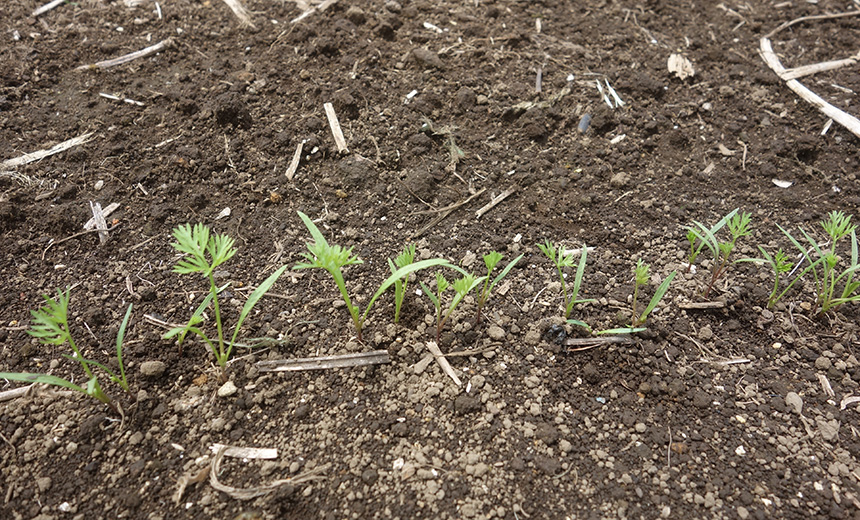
475;187;515;218
285;141;303;181
173;466;209;505
678;301;726;310
818;374;835;398
1;132;94;171
76;39;173;71
323;102;349;154
668;53;695;79
255;350;390;372
209;444;277;459
425;341;461;386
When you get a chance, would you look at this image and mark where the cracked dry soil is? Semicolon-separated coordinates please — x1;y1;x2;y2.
3;0;860;519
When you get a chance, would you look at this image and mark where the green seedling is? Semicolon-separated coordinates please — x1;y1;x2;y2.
779;211;860;313
0;288;133;414
740;247;797;309
295;212;449;341
420;272;486;342
388;244;417;324
475;251;524;323
537;240;595;319
686;209;752;298
165;223;288;377
631;260;677;327
685;209;737;272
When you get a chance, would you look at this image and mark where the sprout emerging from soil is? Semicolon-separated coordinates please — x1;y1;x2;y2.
0;288;133;414
537;240;595;320
295;212;449;341
474;251;523;323
388;244;417;324
165;223;288;378
686;209;752;298
420;271;485;342
777;210;860;313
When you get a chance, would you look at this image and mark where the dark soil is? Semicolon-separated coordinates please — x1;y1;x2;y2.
2;0;860;519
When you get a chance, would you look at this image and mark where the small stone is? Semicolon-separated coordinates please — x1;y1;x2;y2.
524;329;541;345
698;325;713;340
737;506;749;519
94;180;104;191
361;468;378;485
412;47;444;69
785;392;803;414
815;356;832;370
487;325;505;341
609;171;630;188
454;395;482;415
217;381;238;397
535;456;560;475
817;418;839;441
139;361;165;378
36;477;52;492
704;492;716;508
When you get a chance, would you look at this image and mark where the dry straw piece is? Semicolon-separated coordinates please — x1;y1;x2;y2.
759;10;860;139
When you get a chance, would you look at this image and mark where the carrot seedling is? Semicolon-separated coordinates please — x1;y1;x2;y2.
779;210;860;313
295;212;449;341
537;240;595;319
474;252;523;323
420;272;486;342
631;260;676;327
165;223;288;377
388;243;417;324
686;209;752;298
0;288;133;414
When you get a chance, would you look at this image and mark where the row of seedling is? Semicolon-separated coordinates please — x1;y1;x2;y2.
4;208;858;413
686;209;860;312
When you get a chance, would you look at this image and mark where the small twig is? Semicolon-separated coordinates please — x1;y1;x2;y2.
285;141;303;181
291;0;339;24
76;38;174;71
666;426;672;468
255;350;390;372
0;384;34;402
220;0;255;28
209;445;328;500
89;201;110;244
425;341;462;386
32;0;65;17
764;10;860;40
564;335;634;352
410;188;486;239
323;103;349;154
84;202;120;229
1;132;94;171
41;223;122;261
476;187;516;219
760;37;860;139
